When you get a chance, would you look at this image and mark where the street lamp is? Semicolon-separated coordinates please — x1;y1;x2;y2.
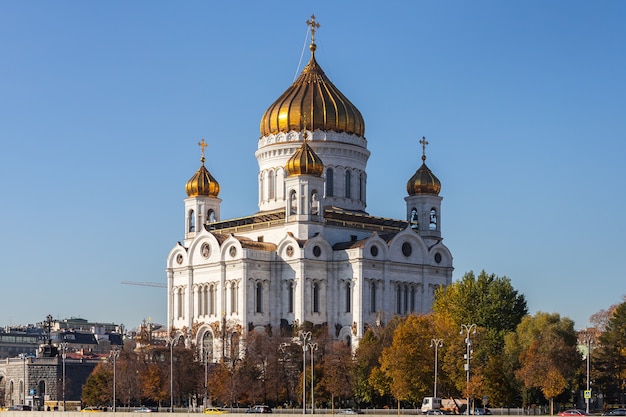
580;331;594;413
298;331;312;415
460;324;477;415
110;347;120;413
430;339;443;399
308;342;318;414
18;353;27;405
167;335;178;413
60;342;68;411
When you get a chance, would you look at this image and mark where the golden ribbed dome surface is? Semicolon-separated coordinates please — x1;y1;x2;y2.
260;45;365;138
407;161;441;196
186;156;220;198
285;139;324;177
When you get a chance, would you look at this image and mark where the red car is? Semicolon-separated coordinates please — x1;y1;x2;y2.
558;410;588;416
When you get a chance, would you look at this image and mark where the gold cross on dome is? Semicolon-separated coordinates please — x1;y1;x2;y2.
306;14;320;43
420;136;429;161
198;138;208;158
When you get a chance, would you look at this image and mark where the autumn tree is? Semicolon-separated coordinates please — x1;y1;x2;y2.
506;312;580;409
353;317;400;407
319;341;354;411
375;315;437;408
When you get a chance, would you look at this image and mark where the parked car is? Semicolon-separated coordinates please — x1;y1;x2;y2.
424;410;446;415
204;407;228;414
134;406;154;413
558;410;588;416
9;405;31;411
472;408;491;415
246;405;272;414
80;407;102;413
603;410;626;416
338;409;363;415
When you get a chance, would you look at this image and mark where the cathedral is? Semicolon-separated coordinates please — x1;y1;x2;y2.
166;16;453;358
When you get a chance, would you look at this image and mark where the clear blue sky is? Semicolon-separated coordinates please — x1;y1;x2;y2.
1;1;624;331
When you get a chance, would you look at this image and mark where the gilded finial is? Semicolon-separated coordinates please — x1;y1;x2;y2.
419;136;429;162
306;14;320;53
198;138;208;164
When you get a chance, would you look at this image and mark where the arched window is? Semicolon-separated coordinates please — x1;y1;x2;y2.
288;281;294;313
311;191;319;216
345;170;351;198
370;282;377;313
188;210;195;232
410;208;419;229
290;190;297;215
255;282;263;313
430;208;438;231
345;282;351;313
359;173;364;202
410;286;416;312
210;285;216;315
230;282;237;314
207;209;216;223
197;286;204;316
396;285;402;314
268;170;275;200
403;284;409;314
202;331;214;362
313;282;320;313
204;286;209;315
177;288;184;319
326;168;334;197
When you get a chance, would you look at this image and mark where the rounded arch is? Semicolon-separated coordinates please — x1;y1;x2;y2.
337;326;353;346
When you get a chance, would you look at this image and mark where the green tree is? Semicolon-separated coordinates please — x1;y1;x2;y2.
82;362;111;406
353;317;399;407
595;299;626;404
434;270;528;406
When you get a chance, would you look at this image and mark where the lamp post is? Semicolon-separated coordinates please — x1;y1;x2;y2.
430;339;443;399
580;331;594;413
460;324;477;415
308;342;318;414
167;335;178;413
110;347;120;413
204;348;210;408
60;342;68;411
298;331;311;415
18;353;27;405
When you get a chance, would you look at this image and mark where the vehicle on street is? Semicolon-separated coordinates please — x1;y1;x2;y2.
81;407;102;412
558;410;588;416
425;410;446;415
134;406;154;413
472;409;491;415
337;409;363;415
603;410;626;416
9;405;32;411
204;407;228;414
246;405;272;414
422;397;442;413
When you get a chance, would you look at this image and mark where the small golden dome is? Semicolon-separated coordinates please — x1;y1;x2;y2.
259;17;365;138
407;136;441;196
185;139;220;198
285;137;324;177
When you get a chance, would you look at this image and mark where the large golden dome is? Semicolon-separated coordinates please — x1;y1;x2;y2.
186;140;220;198
407;137;441;196
285;136;324;177
259;22;365;138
